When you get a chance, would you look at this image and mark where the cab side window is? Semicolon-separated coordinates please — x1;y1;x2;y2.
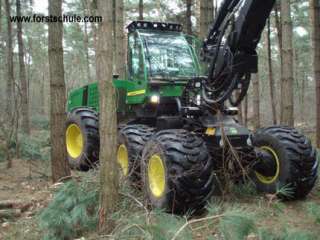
128;33;144;80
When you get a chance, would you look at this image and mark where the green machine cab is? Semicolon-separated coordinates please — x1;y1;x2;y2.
67;21;203;115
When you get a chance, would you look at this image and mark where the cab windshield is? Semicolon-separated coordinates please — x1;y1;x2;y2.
139;31;198;78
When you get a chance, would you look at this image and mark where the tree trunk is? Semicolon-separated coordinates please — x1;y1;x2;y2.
48;0;71;183
16;0;30;135
310;0;320;148
82;0;91;83
139;0;143;20
301;71;306;123
4;0;14;118
274;3;282;55
115;0;126;78
97;0;119;234
237;91;243;124
0;0;2;36
40;72;45;115
243;96;248;127
89;2;98;81
200;0;214;39
214;0;218;17
280;0;294;127
252;73;260;130
266;18;277;125
186;0;192;35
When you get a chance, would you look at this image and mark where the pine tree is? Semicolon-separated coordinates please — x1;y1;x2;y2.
81;0;92;83
139;0;143;20
266;18;277;125
48;0;71;182
97;0;119;233
252;73;260;129
115;0;126;78
16;0;30;134
186;0;193;35
310;0;320;147
4;0;14;120
280;0;294;126
200;0;214;39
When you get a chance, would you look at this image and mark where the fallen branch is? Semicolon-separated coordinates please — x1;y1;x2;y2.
0;209;21;219
0;200;16;209
0;200;33;212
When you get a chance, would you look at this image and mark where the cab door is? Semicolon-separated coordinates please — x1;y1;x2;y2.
127;32;147;104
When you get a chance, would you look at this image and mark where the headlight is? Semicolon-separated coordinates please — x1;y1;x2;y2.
150;95;160;104
196;95;201;106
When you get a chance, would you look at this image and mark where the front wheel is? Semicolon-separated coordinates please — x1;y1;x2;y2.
141;130;215;214
65;108;99;171
252;126;318;199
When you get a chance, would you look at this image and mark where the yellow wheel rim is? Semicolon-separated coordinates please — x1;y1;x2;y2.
66;124;84;159
148;154;166;198
117;144;129;176
255;146;280;184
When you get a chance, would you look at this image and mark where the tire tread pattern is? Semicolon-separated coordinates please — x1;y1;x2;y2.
143;129;215;213
254;126;318;199
119;125;154;181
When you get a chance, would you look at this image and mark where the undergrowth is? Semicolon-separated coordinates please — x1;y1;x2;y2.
39;172;99;240
307;202;320;224
37;171;320;240
31;115;50;130
19;131;50;161
38;178;320;240
257;228;316;240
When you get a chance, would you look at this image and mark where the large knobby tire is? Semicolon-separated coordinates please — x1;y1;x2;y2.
66;108;99;171
141;130;215;214
252;126;318;199
117;125;154;185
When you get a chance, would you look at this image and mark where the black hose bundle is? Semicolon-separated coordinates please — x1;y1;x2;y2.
201;0;246;106
201;0;274;107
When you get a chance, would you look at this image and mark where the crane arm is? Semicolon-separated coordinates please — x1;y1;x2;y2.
201;0;275;106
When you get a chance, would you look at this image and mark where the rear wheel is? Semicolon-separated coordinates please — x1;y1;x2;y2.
142;130;215;214
117;125;154;185
252;126;318;199
66;108;99;171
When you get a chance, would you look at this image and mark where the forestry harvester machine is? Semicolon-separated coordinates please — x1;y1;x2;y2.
66;0;318;213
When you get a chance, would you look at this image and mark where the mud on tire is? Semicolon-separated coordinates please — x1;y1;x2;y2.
66;108;99;171
252;126;318;199
142;129;215;214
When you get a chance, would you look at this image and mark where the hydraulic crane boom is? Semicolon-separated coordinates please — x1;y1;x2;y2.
202;0;275;106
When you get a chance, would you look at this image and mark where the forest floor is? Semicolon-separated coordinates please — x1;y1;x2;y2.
0;159;52;240
0;158;319;240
